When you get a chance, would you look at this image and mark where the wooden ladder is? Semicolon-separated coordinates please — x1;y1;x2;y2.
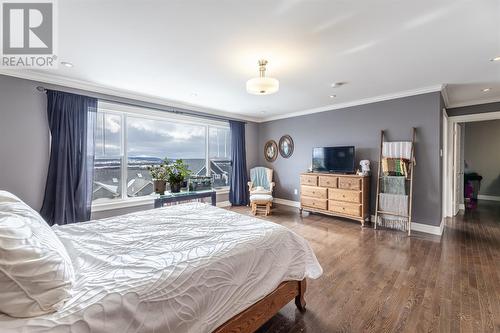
374;128;416;236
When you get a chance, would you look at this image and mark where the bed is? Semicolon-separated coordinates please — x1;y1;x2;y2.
0;202;322;333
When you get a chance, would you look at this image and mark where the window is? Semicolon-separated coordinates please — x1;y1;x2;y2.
209;127;232;188
93;112;122;201
92;102;231;205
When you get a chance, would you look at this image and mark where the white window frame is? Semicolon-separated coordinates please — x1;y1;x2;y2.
92;102;231;212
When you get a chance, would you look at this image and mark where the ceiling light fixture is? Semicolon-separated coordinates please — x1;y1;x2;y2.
246;60;279;95
482;88;491;92
330;95;336;98
61;61;73;68
490;56;500;62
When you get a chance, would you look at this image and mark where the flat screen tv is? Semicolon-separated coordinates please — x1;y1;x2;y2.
312;146;355;173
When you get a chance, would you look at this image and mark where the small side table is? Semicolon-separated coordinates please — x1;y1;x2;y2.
154;190;217;208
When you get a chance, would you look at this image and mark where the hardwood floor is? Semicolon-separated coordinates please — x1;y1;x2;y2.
227;200;500;333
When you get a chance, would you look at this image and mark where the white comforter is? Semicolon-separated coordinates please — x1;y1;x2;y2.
0;203;322;333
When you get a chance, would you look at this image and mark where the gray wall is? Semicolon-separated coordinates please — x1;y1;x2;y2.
447;101;500;117
0;74;258;217
258;92;443;226
245;121;260;170
464;120;500;197
0;74;443;225
0;76;49;210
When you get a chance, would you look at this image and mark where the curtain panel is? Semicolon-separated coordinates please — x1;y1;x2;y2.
40;90;97;225
229;120;249;206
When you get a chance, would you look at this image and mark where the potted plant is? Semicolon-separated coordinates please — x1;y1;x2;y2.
147;161;168;195
165;159;191;193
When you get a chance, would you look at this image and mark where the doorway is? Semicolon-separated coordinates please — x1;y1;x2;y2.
444;111;500;217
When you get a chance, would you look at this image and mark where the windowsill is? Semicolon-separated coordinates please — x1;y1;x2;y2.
92;188;229;212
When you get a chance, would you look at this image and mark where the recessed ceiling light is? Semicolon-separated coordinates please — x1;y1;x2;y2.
329;95;336;98
61;61;73;68
490;56;500;62
482;88;491;92
331;82;346;88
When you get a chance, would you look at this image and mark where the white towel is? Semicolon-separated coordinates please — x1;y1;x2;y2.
382;141;412;159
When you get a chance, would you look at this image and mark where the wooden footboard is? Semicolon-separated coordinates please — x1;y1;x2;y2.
213;279;307;333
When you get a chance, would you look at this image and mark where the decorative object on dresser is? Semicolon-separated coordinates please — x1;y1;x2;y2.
300;172;370;226
279;134;294;158
264;140;278;162
358;160;371;176
374;128;416;235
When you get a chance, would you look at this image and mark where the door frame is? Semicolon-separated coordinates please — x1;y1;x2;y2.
444;111;500;217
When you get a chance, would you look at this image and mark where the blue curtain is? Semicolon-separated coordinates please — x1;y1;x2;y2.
229;120;249;206
40;90;97;225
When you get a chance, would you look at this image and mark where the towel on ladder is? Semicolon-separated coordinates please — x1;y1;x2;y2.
378;193;408;230
381;176;407;195
383;141;412;159
382;158;409;177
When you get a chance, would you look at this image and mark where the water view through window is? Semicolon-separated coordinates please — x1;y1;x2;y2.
93;106;231;202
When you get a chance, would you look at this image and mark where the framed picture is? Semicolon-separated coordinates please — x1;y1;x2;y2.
279;135;294;158
264;140;278;162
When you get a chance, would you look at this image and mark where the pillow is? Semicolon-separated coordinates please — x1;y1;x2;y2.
0;190;75;317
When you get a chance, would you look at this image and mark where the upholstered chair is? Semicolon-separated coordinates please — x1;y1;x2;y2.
248;167;275;196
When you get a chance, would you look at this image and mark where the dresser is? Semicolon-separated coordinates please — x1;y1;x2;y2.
300;172;370;226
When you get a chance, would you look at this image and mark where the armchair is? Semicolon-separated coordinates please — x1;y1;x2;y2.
248;167;275;196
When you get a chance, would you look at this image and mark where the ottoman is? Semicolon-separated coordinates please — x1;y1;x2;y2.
250;194;273;216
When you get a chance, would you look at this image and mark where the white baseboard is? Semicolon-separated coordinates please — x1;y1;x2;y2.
273;198;301;208
216;201;231;208
412;220;444;236
370;215;444;236
478;194;500;202
272;197;443;236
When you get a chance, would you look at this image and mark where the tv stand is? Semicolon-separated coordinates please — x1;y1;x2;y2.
299;172;370;226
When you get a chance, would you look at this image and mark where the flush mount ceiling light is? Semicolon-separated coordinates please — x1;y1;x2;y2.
490;56;500;62
482;88;491;92
246;60;279;95
61;61;73;68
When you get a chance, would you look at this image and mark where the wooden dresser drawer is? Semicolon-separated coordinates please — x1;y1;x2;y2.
338;177;362;190
302;197;327;210
300;174;318;186
318;176;338;188
301;186;327;199
328;189;361;204
328;201;362;217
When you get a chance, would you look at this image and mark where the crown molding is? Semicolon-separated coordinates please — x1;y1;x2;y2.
1;69;448;123
260;85;443;122
441;83;450;107
0;70;261;123
446;96;500;109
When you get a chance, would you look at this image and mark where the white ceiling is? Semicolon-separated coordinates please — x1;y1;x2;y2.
2;0;500;121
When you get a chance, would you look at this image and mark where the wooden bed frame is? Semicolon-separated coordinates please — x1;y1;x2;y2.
213;279;307;333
